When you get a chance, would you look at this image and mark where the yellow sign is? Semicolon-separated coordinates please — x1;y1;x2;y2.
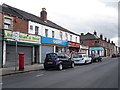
4;30;40;43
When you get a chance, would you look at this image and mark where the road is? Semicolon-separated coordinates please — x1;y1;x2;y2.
2;57;118;88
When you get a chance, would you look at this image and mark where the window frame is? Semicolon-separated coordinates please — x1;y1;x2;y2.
60;31;62;40
4;17;12;30
45;29;48;37
35;26;39;35
52;31;55;38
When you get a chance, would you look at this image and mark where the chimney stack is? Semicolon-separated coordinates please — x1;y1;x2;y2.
81;33;84;35
105;37;107;41
108;39;110;43
111;41;113;44
100;34;103;40
40;8;47;22
94;31;97;35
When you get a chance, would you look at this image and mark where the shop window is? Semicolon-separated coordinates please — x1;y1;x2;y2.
4;17;12;30
45;29;48;37
35;26;39;35
52;31;54;38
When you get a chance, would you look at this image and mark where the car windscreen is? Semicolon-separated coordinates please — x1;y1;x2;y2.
73;55;78;58
46;53;57;58
78;54;82;58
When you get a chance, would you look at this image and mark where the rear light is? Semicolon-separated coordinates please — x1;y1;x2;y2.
56;58;59;62
82;58;84;60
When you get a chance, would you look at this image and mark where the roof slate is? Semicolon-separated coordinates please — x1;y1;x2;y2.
81;32;100;40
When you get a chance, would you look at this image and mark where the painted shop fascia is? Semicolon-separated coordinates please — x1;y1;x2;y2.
41;36;68;46
4;30;41;45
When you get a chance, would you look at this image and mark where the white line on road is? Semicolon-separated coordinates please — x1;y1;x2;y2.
36;74;44;77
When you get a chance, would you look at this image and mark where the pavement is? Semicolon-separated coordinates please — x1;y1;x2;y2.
0;57;110;76
0;64;44;76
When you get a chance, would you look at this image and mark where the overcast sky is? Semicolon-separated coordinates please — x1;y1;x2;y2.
0;0;119;46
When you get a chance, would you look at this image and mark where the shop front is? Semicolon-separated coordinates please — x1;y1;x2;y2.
41;36;68;63
89;47;104;57
68;41;80;53
3;30;41;67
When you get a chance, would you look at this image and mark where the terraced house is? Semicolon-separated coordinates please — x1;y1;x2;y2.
0;4;80;68
80;31;119;57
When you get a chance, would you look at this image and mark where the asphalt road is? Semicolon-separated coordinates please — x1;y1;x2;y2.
2;57;118;88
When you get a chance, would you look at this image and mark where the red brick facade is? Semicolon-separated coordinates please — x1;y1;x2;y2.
13;17;28;33
0;13;3;29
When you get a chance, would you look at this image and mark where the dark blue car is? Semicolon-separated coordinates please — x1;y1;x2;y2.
44;53;75;70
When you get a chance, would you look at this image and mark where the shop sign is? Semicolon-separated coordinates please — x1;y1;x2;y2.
89;47;104;51
12;32;20;41
4;30;40;43
41;36;68;46
68;42;80;48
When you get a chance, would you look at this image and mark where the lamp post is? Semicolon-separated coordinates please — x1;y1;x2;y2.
12;32;19;71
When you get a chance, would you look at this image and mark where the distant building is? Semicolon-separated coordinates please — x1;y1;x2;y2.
80;31;117;57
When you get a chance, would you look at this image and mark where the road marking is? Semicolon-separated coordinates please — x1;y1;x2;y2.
36;74;44;77
0;83;3;85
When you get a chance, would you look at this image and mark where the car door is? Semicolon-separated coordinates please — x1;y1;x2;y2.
62;53;71;67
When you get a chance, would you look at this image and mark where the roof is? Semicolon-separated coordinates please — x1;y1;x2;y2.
2;4;80;36
80;32;100;40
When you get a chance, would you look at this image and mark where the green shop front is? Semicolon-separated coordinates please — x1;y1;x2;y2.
3;30;41;67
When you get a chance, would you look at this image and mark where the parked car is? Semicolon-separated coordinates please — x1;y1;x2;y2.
73;54;92;65
111;54;117;58
44;53;75;70
117;53;120;57
91;54;102;62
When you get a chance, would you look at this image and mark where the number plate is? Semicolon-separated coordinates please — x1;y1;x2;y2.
47;62;53;64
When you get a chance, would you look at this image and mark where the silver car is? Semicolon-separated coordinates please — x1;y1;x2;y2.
73;54;92;64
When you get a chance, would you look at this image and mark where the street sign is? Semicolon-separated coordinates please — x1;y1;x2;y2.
12;32;20;41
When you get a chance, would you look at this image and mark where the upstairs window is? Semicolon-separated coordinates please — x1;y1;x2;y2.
95;41;99;43
75;37;77;42
4;17;12;30
35;26;39;35
45;29;48;37
30;25;33;30
52;31;55;38
60;31;62;40
70;35;72;41
65;33;68;40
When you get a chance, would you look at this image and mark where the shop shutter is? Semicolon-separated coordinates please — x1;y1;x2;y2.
41;46;54;63
5;45;32;67
0;41;2;68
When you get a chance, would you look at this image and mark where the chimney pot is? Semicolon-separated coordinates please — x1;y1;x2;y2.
105;37;107;41
81;33;84;35
94;31;97;35
100;34;103;40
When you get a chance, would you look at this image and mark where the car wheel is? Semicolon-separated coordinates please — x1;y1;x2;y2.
71;62;74;68
84;61;87;65
44;67;48;70
58;64;63;70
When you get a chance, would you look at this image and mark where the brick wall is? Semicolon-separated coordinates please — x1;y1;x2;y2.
13;17;28;33
0;13;3;29
83;40;96;47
